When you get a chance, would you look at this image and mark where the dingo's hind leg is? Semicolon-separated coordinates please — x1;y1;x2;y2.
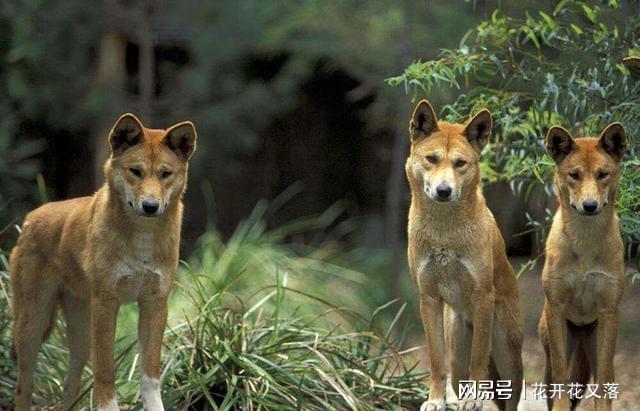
12;267;59;411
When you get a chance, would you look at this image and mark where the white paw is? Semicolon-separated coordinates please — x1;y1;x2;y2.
458;398;482;411
420;398;446;411
141;374;165;411
97;397;119;411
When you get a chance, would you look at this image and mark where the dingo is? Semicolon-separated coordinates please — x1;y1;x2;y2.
539;123;626;411
406;100;523;411
10;113;196;410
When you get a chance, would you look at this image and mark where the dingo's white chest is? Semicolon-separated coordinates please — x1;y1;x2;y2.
563;271;612;325
110;232;165;303
111;258;164;303
417;248;476;312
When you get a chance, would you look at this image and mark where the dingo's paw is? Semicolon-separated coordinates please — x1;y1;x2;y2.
420;398;446;411
458;399;482;411
141;374;165;411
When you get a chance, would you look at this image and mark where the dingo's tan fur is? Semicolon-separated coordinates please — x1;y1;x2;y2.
539;123;626;411
10;113;196;410
406;100;523;411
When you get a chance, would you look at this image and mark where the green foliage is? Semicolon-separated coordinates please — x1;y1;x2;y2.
0;210;428;410
390;0;640;260
185;201;367;312
1;1;102;126
0;253;15;404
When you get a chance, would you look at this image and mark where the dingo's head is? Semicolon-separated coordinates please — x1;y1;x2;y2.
546;123;626;216
406;99;491;204
105;113;197;218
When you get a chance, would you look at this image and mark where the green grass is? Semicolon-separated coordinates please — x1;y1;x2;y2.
0;204;428;410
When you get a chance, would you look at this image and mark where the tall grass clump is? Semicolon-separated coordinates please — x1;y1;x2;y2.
0;204;429;410
158;273;428;410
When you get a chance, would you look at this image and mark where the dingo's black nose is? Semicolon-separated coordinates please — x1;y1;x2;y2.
582;199;598;213
142;199;160;215
435;183;452;201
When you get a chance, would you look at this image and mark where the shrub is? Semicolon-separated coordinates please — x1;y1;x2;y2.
389;0;640;267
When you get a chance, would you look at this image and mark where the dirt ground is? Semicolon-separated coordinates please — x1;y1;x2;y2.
414;258;640;410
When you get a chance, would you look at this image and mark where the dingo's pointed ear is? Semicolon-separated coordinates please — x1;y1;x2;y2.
109;113;145;156
546;126;576;163
463;109;492;152
164;121;197;160
598;122;626;162
409;100;438;143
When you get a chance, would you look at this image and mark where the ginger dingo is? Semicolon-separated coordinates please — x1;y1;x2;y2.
406;100;523;411
539;123;626;411
10;113;196;410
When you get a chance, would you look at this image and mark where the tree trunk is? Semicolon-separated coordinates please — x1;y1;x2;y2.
139;0;155;124
92;0;126;188
385;99;410;301
385;0;415;302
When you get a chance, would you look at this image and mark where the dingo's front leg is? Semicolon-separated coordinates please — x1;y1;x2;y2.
458;285;494;411
595;309;619;411
543;301;571;411
91;297;120;411
138;296;168;411
419;293;447;411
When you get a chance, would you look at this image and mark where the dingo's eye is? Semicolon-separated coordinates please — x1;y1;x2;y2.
426;155;438;164
160;170;173;179
597;171;609;180
454;159;467;168
568;171;581;180
129;168;142;177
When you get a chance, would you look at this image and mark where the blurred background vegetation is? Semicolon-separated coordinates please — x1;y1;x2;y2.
1;0;640;409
